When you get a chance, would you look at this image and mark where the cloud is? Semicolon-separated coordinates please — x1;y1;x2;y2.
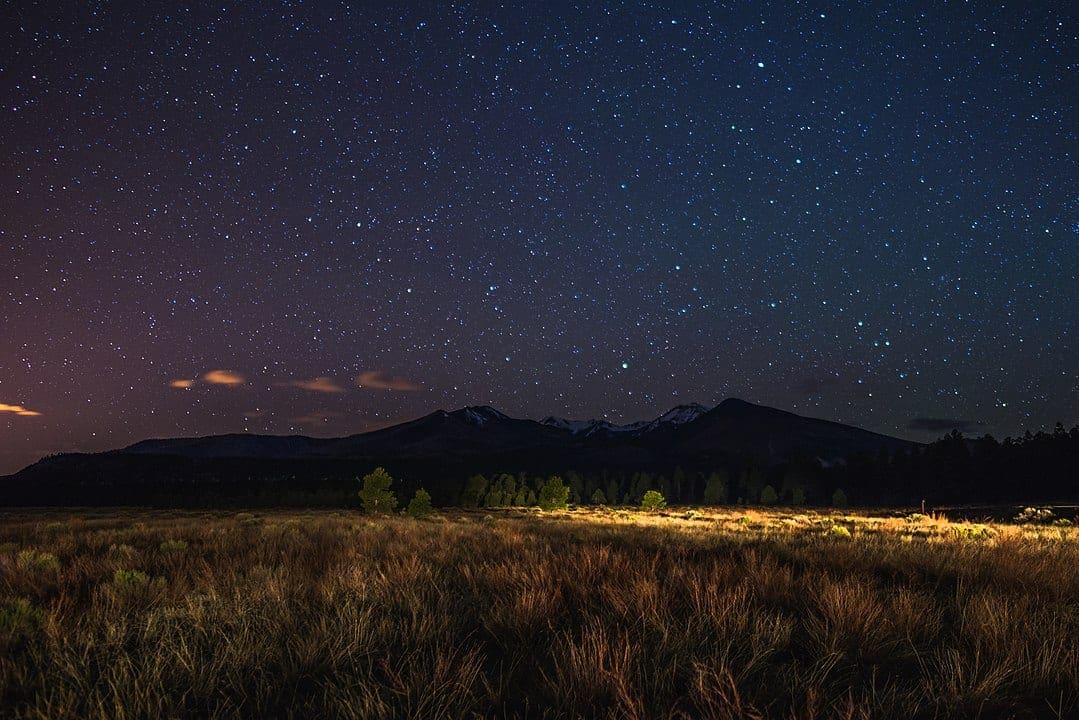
290;376;346;394
291;411;344;425
356;370;420;391
907;417;982;433
203;370;245;385
0;403;42;417
169;379;195;389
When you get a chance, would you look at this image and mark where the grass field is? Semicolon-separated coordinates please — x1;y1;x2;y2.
1;506;1076;719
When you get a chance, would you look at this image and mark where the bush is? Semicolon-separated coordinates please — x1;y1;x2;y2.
406;488;434;518
1015;507;1054;524
111;569;164;600
159;539;188;553
640;490;666;512
16;551;60;573
954;524;994;541
827;525;852;539
538;476;570;511
358;467;398;514
113;569;151;590
0;598;45;642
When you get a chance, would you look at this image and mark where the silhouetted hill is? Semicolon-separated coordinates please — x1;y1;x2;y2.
0;399;936;507
663;398;913;461
10;400;1076;508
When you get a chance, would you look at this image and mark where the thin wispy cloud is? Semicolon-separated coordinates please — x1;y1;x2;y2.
0;403;42;417
203;370;246;385
356;371;420;391
290;376;346;394
291;411;344;425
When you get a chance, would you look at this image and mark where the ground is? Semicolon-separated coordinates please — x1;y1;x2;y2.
1;506;1076;719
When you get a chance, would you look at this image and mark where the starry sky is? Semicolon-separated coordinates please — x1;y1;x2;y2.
1;2;1076;474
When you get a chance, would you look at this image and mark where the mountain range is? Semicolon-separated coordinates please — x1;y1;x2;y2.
90;398;915;465
0;399;916;501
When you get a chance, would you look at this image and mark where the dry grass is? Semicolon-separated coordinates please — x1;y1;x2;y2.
0;507;1076;719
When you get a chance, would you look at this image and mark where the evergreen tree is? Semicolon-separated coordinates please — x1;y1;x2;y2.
358;467;397;514
671;466;687;503
538;475;570;510
406;488;434;518
513;485;530;506
499;474;517;505
791;487;806;506
606;478;621;507
760;485;778;505
631;472;653;504
460;474;488;508
591;488;607;505
703;471;729;505
483;477;503;508
831;488;848;507
641;489;666;512
740;466;765;505
566;471;584;505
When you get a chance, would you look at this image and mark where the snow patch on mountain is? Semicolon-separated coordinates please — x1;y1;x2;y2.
541;403;711;437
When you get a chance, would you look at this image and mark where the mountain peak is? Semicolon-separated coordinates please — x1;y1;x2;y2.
451;405;511;426
652;403;710;426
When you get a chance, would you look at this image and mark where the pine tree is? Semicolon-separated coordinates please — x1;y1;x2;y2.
460;474;488;508
483;477;503;507
760;485;778;505
591;488;607;505
538;476;570;510
407;488;434;518
358;467;398;514
641;489;666;512
703;471;729;505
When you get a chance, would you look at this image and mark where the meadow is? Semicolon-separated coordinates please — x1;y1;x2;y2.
0;506;1076;719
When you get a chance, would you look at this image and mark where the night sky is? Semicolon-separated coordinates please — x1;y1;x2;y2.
2;2;1076;475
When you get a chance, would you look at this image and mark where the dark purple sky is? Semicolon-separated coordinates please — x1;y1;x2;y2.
2;2;1076;474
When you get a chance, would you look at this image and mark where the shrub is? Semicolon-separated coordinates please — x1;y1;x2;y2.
358;467;398;514
1015;507;1054;524
640;490;666;512
827;525;852;539
0;598;45;642
113;569;151;590
953;524;994;541
538;476;570;511
16;551;60;573
406;488;434;518
234;512;262;526
159;539;188;553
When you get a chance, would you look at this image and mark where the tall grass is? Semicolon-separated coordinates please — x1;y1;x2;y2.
0;508;1075;718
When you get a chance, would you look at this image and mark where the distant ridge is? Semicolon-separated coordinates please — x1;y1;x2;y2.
0;398;925;506
9;398;914;470
2;398;1073;509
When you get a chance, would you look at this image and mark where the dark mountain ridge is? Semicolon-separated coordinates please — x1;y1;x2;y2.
2;398;1075;508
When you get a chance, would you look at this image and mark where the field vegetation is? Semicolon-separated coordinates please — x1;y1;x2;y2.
1;505;1076;719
